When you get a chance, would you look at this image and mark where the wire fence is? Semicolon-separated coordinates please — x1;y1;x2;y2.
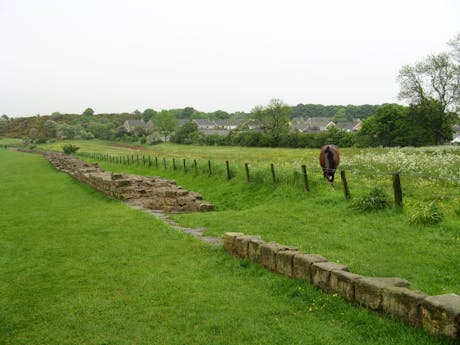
76;150;460;212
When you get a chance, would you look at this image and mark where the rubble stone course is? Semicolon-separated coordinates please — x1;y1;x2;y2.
224;231;460;341
45;153;213;213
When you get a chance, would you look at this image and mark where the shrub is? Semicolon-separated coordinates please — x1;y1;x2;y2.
409;202;443;225
351;187;390;211
62;144;79;154
34;137;48;144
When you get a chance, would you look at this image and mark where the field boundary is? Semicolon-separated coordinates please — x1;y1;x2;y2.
224;232;460;341
5;146;459;341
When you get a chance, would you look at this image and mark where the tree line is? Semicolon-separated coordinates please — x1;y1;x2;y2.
1;34;459;148
0;104;379;143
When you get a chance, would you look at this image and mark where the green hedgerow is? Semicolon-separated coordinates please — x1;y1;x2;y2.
409;202;443;226
350;187;390;211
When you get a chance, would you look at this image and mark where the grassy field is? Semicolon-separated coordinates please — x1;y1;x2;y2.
33;139;460;295
1;148;453;344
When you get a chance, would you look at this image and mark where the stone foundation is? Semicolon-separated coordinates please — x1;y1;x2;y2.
45;153;213;213
223;232;460;341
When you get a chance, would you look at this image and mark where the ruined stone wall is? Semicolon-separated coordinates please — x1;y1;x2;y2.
45;153;213;213
224;232;460;341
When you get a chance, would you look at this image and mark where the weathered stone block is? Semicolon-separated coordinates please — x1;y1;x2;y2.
292;254;327;280
115;179;132;187
275;250;301;277
177;189;189;196
189;192;203;200
311;262;349;291
234;235;263;259
199;203;214;211
259;243;298;271
329;270;363;301
248;239;265;263
355;277;410;310
382;286;427;325
420;293;460;339
223;232;245;254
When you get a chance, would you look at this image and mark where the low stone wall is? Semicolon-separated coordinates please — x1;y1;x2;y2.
45;153;213;213
224;232;460;341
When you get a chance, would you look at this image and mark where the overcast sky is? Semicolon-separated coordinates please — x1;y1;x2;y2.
1;0;459;117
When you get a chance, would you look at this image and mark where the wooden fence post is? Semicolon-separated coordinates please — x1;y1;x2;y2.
271;163;276;185
194;159;197;174
142;155;145;166
208;160;212;176
183;159;187;173
173;158;176;171
163;158;167;169
226;160;231;180
301;165;309;192
340;170;351;200
393;172;403;208
245;163;250;182
136;155;139;165
148;156;152;167
155;157;158;168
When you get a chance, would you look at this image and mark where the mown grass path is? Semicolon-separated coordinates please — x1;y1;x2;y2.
0;149;452;344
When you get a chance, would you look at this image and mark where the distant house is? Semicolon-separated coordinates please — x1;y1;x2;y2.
335;119;362;132
201;129;231;136
289;117;362;133
145;120;154;132
123;119;146;133
289;117;308;132
304;117;336;133
213;119;244;130
180;119;245;136
193;119;215;130
451;135;460;145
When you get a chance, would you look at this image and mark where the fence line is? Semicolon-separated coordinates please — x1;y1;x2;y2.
77;151;459;209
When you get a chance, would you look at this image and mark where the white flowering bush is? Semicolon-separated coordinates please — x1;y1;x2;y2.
344;146;460;182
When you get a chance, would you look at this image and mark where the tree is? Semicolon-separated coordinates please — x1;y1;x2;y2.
153;111;178;142
56;123;78;139
171;121;198;144
180;107;195;119
358;104;407;146
143;108;157;121
43;120;58;138
448;32;460;63
397;34;460;144
332;107;347;122
211;110;230;119
0;115;9;136
251;99;290;145
403;98;456;146
82;108;95;116
398;53;459;113
133;125;147;138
